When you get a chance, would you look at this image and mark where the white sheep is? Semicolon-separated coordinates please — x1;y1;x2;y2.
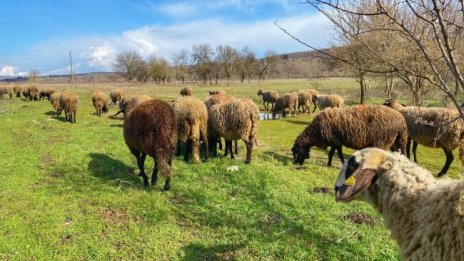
335;148;464;261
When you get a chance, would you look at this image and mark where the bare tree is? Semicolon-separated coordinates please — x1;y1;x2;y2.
241;46;258;83
216;45;238;85
191;43;214;84
113;50;145;83
28;69;40;83
172;50;189;84
257;50;279;83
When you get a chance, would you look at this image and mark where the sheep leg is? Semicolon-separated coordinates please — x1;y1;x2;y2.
336;147;345;164
151;161;158;185
412;140;418;163
218;137;223;150
312;103;317;113
234;140;239;154
175;141;182;156
438;148;454;177
201;131;209;162
225;140;234;159
263;101;268;111
328;147;336;166
184;140;192;162
271;102;275;112
244;140;253;164
208;137;218;157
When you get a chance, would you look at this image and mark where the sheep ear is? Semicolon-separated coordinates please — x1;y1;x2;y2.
335;168;376;202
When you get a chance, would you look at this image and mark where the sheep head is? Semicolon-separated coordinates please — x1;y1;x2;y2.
291;143;310;165
257;90;262;96
335;148;392;202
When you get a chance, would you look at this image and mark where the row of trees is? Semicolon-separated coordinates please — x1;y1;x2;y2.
291;0;464;114
113;44;282;85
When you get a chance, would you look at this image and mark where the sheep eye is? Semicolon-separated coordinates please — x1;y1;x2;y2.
345;156;358;177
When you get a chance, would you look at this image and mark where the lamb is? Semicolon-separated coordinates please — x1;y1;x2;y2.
123;99;177;190
208;90;226;95
272;93;299;118
292;105;408;166
49;92;62;115
335;148;464;261
59;91;78;123
113;95;151;117
39;88;55;100
110;89;123;104
316;94;344;110
256;89;279;111
180;86;192;96
173;97;209;162
297;90;313;114
384;98;464;176
91;91;110;116
13;85;22;98
208;98;259;163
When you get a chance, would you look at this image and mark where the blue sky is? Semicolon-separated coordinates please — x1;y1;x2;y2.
0;0;331;76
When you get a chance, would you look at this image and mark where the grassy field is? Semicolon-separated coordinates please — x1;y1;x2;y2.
0;78;462;260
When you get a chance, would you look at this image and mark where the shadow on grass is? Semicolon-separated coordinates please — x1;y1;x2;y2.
88;153;144;189
181;242;245;261
110;124;123;128
285;120;310;126
262;151;292;165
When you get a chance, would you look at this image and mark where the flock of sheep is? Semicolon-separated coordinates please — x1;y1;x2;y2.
2;83;464;260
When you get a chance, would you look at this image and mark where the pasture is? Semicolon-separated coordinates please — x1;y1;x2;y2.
0;78;461;260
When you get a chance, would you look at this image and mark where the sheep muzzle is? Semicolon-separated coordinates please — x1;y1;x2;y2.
335;168;376;202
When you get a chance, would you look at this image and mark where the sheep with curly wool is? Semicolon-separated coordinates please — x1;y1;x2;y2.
50;92;62;115
173;96;209;162
113;95;152;117
180;86;192;96
297;90;313;114
13;85;22;98
316;94;344;110
335;147;464;261
110;89;123;104
384;98;464;176
39;88;55;101
208;98;259;163
59;91;78;123
123;99;177;190
305;89;319;112
257;89;279;111
292;105;408;166
91;91;110;116
272;93;299;118
208;90;226;95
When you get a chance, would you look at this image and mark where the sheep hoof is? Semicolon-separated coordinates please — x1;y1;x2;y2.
437;172;445;177
163;181;171;191
244;159;251;164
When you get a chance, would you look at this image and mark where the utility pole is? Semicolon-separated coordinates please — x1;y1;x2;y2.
69;51;74;87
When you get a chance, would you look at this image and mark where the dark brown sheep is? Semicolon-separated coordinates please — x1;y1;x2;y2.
180;86;192;96
123;99;177;190
23;86;39;101
59;91;78;123
257;89;279;111
208;90;226;95
292;105;408;166
110;89;123;104
113;95;152;117
91;91;109;116
50;92;62;115
39;88;55;101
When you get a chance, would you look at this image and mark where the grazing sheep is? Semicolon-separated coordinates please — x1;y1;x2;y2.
335;148;464;261
208;98;259;164
256;89;279;111
59;91;78;123
208;90;226;95
316;94;344;110
297;90;313;114
110;89;123;104
292;105;408;166
124;99;177;190
173;97;209;162
13;85;22;98
272;93;299;118
91;91;110;116
384;98;464;176
23;86;39;101
204;93;237;156
180;86;192;96
0;87;10;99
306;89;320;112
50;92;62;115
39;88;55;100
113;95;151;117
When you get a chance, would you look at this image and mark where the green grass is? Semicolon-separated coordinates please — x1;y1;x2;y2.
0;79;462;260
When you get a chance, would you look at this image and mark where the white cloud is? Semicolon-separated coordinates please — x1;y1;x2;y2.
0;66;19;76
154;2;199;18
17;11;331;73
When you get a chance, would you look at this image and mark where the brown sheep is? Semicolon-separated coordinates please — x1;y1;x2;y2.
123;99;177;190
204;93;237;156
13;85;22;98
59;91;78;123
50;92;62;115
208;90;226;95
113;95;152;117
257;89;279;111
292;105;408;166
272;93;299;118
23;86;39;101
39;88;55;100
0;86;11;100
297;91;313;114
384;98;464;176
91;91;110;116
209;98;260;164
110;89;123;104
316;94;344;110
180;86;192;96
306;89;319;112
173;97;209;162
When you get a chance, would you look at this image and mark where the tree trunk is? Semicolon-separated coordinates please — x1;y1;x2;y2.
455;77;461;97
359;73;366;104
